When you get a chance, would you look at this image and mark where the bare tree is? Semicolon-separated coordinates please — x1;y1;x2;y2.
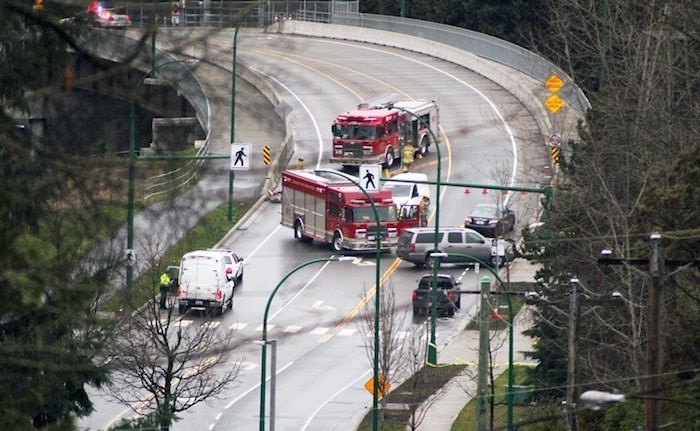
404;322;453;431
106;265;240;431
357;282;409;423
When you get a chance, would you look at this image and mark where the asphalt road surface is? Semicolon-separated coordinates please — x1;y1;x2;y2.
80;28;550;431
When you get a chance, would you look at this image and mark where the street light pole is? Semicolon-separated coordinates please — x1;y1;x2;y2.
432;251;515;429
259;256;353;431
314;168;384;431
229;2;264;222
127;59;197;298
566;278;579;431
229;20;241;223
387;104;442;365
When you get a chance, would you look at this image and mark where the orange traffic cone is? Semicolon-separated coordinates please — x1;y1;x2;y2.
464;188;470;194
482;188;488;194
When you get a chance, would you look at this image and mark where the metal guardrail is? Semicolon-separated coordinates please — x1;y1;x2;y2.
331;12;590;116
125;1;587;116
125;1;355;29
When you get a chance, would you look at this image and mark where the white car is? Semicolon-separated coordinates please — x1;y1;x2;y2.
381;172;430;206
176;248;244;316
209;248;244;284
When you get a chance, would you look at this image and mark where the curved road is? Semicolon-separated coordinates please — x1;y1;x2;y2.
82;28;549;431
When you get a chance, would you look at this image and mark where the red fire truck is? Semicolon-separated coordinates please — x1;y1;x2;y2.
330;98;440;168
280;169;422;251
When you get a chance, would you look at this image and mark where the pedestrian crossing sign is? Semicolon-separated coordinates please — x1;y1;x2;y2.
360;164;381;192
231;144;251;170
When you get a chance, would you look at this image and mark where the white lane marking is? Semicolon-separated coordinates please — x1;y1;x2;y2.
352;256;376;266
300;370;372;431
238;361;258;371
248;67;325;169
268;259;336;322
223;361;294;410
241;224;282;265
283;325;303;333
230;322;247;331
310;327;330;335
337;328;356;336
312;300;336;311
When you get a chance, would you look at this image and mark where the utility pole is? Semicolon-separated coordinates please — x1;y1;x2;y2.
646;234;662;431
476;276;491;431
598;232;699;431
525;278;623;431
566;278;579;431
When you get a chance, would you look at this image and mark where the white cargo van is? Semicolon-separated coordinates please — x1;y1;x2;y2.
176;250;236;316
381;173;430;206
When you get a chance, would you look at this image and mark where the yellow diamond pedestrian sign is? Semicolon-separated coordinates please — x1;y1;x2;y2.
364;375;390;400
545;94;565;114
545;74;564;93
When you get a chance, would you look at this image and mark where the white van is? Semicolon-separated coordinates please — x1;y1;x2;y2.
177;250;237;316
381;173;430;206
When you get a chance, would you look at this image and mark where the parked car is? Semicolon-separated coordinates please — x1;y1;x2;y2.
381;172;430;206
464;203;515;238
412;273;461;317
396;227;515;268
207;248;244;284
176;249;243;316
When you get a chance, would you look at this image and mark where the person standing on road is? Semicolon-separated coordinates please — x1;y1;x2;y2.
419;194;430;227
159;271;171;310
294;157;304;169
402;140;415;172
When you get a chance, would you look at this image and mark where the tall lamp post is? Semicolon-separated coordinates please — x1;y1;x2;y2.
230;1;265;222
386;104;442;365
127;59;197;297
314;168;384;431
431;251;516;429
259;256;353;431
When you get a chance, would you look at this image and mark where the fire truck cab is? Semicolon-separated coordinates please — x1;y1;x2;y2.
330;98;439;168
281;169;421;251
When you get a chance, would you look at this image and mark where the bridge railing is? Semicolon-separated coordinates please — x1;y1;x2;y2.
126;1;356;29
86;31;211;202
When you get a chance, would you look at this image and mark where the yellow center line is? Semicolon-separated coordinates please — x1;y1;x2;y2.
319;257;404;343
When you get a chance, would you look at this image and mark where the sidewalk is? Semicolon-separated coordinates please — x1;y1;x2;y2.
416;259;540;431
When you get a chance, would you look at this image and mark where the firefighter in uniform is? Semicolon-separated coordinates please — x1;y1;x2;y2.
419;194;430;227
402;140;415;172
159;271;171;310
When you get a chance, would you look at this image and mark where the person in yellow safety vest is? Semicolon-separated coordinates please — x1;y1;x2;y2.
419;194;430;227
402;140;415;172
159;272;171;310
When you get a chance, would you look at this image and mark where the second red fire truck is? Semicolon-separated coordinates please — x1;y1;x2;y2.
280;169;423;251
330;98;440;168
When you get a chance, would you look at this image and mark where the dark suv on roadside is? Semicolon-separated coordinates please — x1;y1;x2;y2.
412;274;461;317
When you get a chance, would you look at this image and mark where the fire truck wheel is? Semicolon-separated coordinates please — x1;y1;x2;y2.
332;232;344;252
384;148;395;168
294;220;305;241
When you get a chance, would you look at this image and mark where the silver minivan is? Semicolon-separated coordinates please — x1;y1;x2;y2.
395;227;505;268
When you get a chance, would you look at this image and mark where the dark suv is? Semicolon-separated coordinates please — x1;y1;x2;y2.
412;274;461;317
